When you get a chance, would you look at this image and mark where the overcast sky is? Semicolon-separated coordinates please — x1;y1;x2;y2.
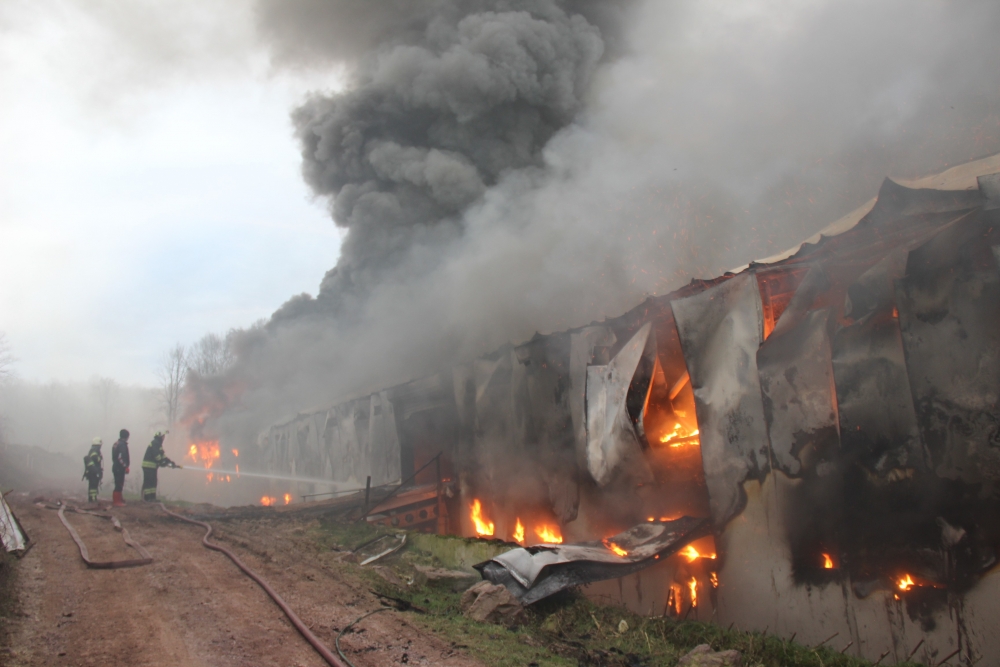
0;0;342;385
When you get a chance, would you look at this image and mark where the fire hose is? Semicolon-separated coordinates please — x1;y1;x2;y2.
158;503;353;667
55;504;153;569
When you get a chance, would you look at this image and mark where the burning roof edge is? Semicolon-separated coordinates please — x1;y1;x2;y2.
262;151;1000;435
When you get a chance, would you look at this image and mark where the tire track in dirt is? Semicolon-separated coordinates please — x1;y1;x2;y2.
3;497;484;667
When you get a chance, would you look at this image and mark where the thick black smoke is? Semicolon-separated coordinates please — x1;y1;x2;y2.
264;0;623;320
186;0;1000;454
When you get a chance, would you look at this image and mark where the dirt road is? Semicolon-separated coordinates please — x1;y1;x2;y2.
3;495;484;667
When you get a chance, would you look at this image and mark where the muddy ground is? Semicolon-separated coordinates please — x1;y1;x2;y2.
0;494;481;667
0;493;917;667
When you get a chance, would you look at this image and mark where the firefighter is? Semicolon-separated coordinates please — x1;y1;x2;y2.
141;432;180;501
111;428;130;507
82;437;103;503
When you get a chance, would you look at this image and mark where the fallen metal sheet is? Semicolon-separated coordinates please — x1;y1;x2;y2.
585;322;654;486
0;493;28;553
758;309;839;476
475;516;709;604
671;273;769;526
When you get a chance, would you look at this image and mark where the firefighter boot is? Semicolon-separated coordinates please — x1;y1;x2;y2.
112;491;126;507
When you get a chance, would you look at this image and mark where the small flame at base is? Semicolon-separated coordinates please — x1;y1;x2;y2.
261;496;276;506
283;493;292;505
513;518;525;544
535;524;563;544
470;499;495;537
822;553;835;569
897;574;915;591
688;577;698;608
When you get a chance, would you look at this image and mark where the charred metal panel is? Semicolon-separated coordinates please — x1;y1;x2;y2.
979;172;1000;211
897;239;1000;484
368;391;402;486
833;252;925;475
514;334;581;523
671;273;768;526
586;323;654;486
471;350;527;508
758;309;839;476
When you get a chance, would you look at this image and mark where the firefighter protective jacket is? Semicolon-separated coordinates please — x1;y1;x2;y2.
83;446;103;481
142;437;177;469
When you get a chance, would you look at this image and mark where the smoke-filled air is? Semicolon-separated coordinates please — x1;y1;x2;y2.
183;0;1000;462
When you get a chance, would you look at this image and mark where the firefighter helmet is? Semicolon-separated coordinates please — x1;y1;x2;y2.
92;437;102;446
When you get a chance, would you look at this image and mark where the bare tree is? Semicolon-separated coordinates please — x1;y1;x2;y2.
157;344;187;429
186;331;236;378
91;377;119;432
0;332;14;382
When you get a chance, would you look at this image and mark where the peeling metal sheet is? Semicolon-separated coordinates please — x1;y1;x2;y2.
671;273;768;526
897;237;1000;483
569;327;617;468
476;516;709;604
758;309;839;476
0;494;27;553
585;323;654;486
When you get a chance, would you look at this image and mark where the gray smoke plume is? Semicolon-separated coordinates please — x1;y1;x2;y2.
185;0;1000;456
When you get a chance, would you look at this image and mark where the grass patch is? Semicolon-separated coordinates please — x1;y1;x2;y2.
309;522;926;667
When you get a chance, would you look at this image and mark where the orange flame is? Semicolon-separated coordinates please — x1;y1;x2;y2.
232;448;239;457
469;499;494;536
822;553;835;569
187;440;221;469
603;539;628;557
710;572;719;588
669;583;683;615
679;545;717;562
688;577;698;608
283;493;291;505
513;518;525;544
261;496;276;506
898;574;915;591
535;524;563;544
659;421;700;447
207;472;213;482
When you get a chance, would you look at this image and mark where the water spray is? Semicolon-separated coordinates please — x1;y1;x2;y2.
180;466;352;488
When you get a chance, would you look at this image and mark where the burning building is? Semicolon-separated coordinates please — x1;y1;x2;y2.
259;153;1000;664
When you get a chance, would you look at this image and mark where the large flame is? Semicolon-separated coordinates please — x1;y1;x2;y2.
535;524;563;544
470;499;494;536
513;518;525;544
603;539;628;557
897;574;915;591
187;440;221;468
679;545;717;562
